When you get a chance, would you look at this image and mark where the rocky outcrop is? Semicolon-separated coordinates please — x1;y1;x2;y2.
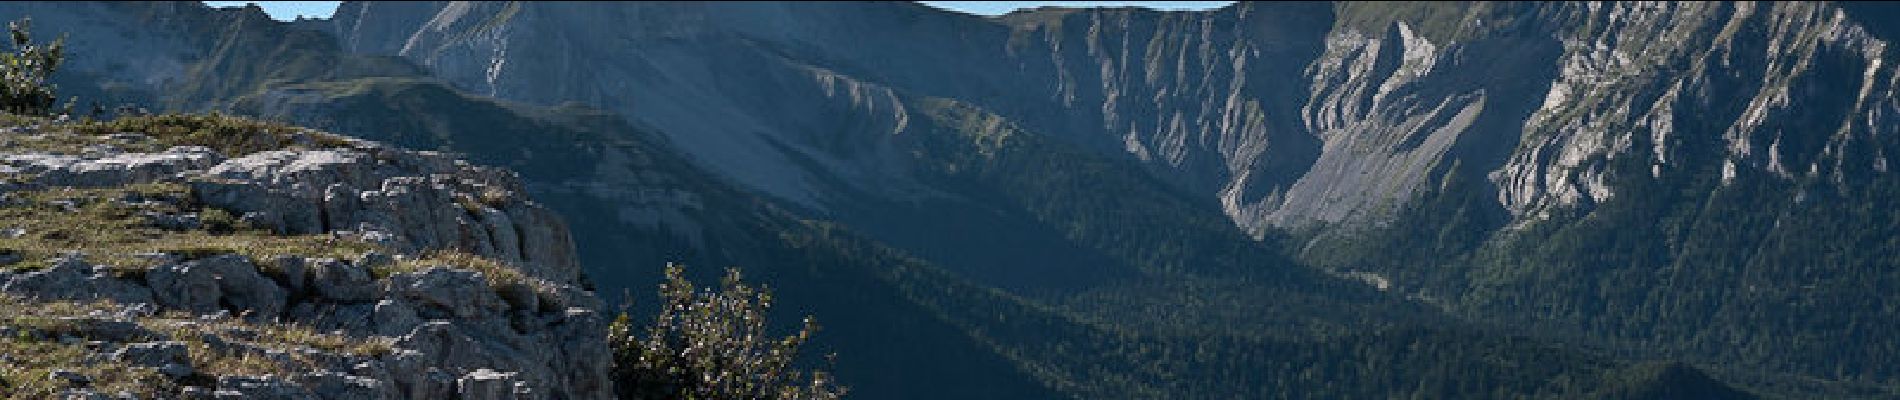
1;145;223;187
0;254;154;305
0;133;610;399
190;144;581;283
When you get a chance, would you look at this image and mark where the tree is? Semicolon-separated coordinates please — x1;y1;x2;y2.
0;17;64;116
609;264;846;400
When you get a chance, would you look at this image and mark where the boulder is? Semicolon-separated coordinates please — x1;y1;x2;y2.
196;255;289;319
1;256;88;299
308;258;378;302
1;256;154;304
0;146;222;187
48;369;91;388
147;254;288;318
145;260;222;313
370;299;422;336
110;341;190;367
387;267;506;319
457;369;526;400
295;371;385;400
215;375;315;399
266;255;310;294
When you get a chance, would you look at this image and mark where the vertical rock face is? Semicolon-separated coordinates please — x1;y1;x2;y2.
1489;2;1899;221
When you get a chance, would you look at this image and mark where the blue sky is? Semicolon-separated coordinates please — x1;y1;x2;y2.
202;1;1234;21
202;1;338;20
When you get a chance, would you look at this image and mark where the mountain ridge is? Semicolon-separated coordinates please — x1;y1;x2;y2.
12;0;1898;397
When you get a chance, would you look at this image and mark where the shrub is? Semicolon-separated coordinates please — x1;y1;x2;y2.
0;17;66;116
609;264;846;400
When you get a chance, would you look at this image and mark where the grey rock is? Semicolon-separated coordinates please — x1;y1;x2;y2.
49;369;91;388
145;260;222;314
142;211;201;230
178;386;215;400
286;302;378;334
386;267;505;319
355;251;393;271
87;274;157;306
195;332;236;355
266;255;310;294
1;256;152;304
198;255;289;319
370;299;422;336
1;146;223;188
495;282;538;313
308;258;378;302
146;254;289;318
113;303;158;319
215;375;316;400
128;252;181;266
295;371;383;400
59;389;106;400
194;149;582;284
48;198;80;212
81;144;121;157
160;362;195;379
110;341;189;367
68;318;147;342
107;133;150;142
394;321;489;363
1;256;88;299
457;369;524;400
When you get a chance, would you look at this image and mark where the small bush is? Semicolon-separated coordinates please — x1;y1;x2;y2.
199;208;240;233
609;264;846;400
0;17;65;116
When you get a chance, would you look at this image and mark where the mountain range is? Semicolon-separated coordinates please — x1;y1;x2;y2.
8;1;1900;398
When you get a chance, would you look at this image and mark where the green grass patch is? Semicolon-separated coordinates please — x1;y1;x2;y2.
0;184;375;276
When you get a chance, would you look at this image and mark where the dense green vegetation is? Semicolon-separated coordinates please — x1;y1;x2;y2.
1300;121;1900;398
766;218;1755;399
